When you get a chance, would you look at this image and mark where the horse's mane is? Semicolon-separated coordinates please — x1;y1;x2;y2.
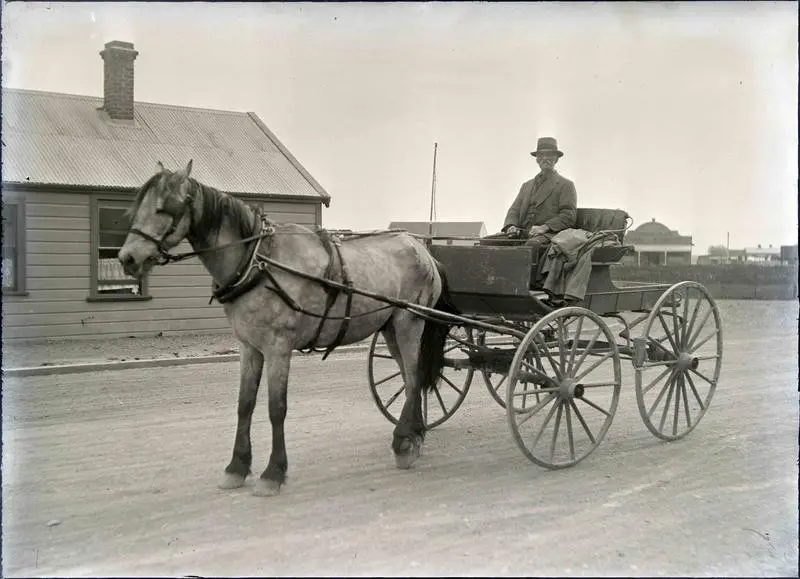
189;179;257;239
127;172;258;240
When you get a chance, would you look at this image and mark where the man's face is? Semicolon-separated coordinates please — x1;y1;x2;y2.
536;153;559;172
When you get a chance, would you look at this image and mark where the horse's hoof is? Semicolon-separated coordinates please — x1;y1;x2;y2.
252;478;282;497
217;472;246;490
394;439;422;470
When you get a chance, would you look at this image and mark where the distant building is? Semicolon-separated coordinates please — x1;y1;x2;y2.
622;218;693;265
743;245;782;264
388;221;487;246
780;244;798;264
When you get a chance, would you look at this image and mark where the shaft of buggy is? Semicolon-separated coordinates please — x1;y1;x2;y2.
258;254;529;340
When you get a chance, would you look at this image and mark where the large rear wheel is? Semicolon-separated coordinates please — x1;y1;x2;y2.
506;307;622;469
634;281;722;441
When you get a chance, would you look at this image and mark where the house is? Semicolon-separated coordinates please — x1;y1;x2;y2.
621;218;693;265
388;221;487;246
1;40;330;342
742;245;782;264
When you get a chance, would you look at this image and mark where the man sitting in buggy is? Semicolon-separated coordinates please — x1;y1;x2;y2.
486;137;625;306
501;136;577;244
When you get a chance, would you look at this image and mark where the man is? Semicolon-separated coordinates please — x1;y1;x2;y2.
502;137;577;245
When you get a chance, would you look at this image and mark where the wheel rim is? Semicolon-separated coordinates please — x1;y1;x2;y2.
635;281;722;441
367;326;475;429
507;307;622;469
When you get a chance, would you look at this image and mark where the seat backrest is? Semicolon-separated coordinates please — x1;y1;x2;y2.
574;208;631;243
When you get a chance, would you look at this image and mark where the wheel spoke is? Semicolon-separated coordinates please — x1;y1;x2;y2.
687;307;714;350
439;373;464;396
648;335;675;358
567;315;585;373
641;366;672;395
570;326;603;377
685;371;706;410
682;296;703;349
671;295;682;354
373;370;402;387
565;402;576;462
572;350;614;382
689;330;719;353
680;372;693;428
527;396;559;448
432;383;448;416
689;366;716;387
581;380;619;389
577;395;611;417
657;311;679;354
373;352;394;360
672;372;682;436
541;342;563;379
516;392;557;427
384;385;405;410
680;287;690;346
557;320;568;375
550;401;564;463
647;371;676;418
657;375;677;433
570;400;596;444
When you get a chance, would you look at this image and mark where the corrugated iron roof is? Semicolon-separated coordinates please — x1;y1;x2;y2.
1;88;330;204
389;221;487;237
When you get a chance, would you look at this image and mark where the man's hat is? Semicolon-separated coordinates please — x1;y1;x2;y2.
531;137;564;158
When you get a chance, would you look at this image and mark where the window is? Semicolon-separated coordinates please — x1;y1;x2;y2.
90;197;149;300
1;200;26;295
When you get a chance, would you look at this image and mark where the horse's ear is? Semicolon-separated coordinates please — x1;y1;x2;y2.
156;161;165;173
183;159;193;178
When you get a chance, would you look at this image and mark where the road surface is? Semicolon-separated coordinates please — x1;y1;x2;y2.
2;301;798;577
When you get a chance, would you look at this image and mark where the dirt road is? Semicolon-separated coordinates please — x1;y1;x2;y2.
2;302;798;577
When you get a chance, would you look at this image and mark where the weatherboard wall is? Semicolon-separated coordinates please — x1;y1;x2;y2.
1;189;319;341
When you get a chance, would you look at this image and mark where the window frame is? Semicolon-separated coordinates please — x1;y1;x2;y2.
88;194;151;302
1;196;28;296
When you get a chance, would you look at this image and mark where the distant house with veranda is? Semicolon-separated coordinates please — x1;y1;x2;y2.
388;221;487;246
1;40;330;342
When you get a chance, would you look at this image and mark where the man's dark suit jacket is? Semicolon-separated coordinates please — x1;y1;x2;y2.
502;171;577;233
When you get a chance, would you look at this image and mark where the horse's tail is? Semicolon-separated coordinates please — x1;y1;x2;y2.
417;258;459;394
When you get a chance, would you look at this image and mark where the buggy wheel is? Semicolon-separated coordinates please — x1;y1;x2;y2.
367;326;474;429
507;307;622;469
477;326;528;409
634;281;722;441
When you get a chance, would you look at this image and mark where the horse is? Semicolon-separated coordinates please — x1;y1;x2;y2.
117;160;456;496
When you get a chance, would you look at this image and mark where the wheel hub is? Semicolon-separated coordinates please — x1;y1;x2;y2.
558;378;584;400
675;352;699;371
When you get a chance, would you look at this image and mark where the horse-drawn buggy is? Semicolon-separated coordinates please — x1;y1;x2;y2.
119;161;723;495
367;207;723;469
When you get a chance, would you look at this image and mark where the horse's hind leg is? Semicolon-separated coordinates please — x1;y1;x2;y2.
388;313;427;469
219;343;264;490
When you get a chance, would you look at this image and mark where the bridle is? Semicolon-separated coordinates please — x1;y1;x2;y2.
126;191;271;266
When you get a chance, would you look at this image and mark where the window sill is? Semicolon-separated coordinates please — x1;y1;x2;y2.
86;295;153;303
2;290;30;297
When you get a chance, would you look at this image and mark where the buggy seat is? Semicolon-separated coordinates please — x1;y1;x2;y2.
479;207;634;264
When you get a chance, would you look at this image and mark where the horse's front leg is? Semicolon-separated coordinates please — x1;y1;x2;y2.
252;339;292;497
218;343;264;490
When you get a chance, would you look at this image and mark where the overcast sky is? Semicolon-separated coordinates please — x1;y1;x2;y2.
2;1;797;252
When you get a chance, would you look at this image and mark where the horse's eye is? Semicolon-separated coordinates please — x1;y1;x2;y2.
161;196;184;217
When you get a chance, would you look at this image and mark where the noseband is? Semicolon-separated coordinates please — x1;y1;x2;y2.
127;196;194;265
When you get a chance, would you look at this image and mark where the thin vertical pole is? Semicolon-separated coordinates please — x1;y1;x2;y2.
428;142;438;238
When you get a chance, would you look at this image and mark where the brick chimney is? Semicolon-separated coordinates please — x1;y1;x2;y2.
99;41;138;120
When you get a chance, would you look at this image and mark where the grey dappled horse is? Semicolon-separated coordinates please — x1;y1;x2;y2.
118;160;454;496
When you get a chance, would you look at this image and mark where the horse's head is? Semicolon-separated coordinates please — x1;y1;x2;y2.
118;160;196;278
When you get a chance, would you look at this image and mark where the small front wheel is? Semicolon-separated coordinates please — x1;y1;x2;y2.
367;326;474;429
507;307;622;469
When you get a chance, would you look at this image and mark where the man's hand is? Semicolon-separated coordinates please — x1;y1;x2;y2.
528;225;550;237
506;225;522;237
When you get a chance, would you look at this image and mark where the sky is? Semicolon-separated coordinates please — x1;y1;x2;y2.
2;1;797;253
